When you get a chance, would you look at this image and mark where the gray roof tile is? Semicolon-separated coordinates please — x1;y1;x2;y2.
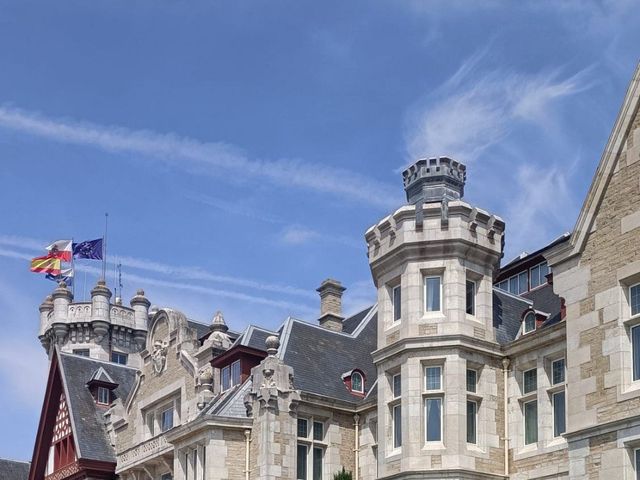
492;289;531;345
0;459;30;480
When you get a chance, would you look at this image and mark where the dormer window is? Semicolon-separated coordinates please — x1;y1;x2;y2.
342;369;366;396
222;360;242;391
352;372;364;393
523;311;536;334
97;386;110;405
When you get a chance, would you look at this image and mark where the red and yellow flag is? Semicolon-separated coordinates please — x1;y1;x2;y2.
30;255;61;275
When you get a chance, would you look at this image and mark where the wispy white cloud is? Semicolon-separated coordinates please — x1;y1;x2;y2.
185;192;285;225
0;106;400;208
405;56;594;164
278;225;361;249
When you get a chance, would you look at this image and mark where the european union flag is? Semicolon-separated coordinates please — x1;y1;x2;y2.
73;238;103;260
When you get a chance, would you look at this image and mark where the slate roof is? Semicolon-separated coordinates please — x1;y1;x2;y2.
492;289;532;345
279;307;377;404
58;353;138;463
0;459;30;480
522;283;563;327
232;325;277;351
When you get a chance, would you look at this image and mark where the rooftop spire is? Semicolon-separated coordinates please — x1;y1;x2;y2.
211;310;228;333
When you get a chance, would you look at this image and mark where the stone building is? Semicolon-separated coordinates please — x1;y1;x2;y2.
27;63;640;480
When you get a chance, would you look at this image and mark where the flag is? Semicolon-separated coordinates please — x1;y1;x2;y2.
46;267;74;286
73;238;103;260
46;239;73;262
30;255;61;275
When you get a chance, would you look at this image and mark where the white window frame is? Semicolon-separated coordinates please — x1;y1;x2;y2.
466;368;478;393
632;324;640;382
631;283;640;318
466;279;476;316
551;358;565;385
392;284;402;323
523;312;536;334
230;360;241;387
296;416;326;480
390;373;402;450
424;366;442;391
424;275;442;313
351;371;364;393
422;364;444;445
97;386;110;405
523;399;538;445
523;368;537;394
466;399;478;444
160;405;174;432
552;390;566;437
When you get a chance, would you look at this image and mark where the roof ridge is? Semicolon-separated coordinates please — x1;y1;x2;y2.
59;352;140;371
493;287;534;304
0;458;31;464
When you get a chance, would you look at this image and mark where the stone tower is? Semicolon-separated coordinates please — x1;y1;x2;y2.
38;280;150;368
365;156;507;477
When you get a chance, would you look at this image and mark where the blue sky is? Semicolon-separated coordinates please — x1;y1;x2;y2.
0;0;639;461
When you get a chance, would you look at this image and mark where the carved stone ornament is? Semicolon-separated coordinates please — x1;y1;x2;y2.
151;340;168;375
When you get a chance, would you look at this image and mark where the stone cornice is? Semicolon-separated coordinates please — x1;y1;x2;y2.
502;321;566;357
377;468;507;480
163;415;252;444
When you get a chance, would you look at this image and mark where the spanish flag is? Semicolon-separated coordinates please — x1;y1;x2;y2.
30;255;61;275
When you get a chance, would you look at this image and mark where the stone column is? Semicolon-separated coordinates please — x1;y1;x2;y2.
245;335;300;480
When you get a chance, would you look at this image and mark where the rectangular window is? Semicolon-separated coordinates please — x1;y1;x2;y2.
221;366;230;391
466;369;477;393
523;368;537;394
636;449;640;480
296;444;307;480
425;366;442;391
553;391;566;437
393;285;401;322
392;404;402;448
631;284;640;317
73;349;89;357
111;352;128;365
312;447;322;480
633;325;640;381
392;374;401;398
425;276;441;312
297;418;308;438
466;400;477;444
524;400;538;445
161;407;173;432
161;474;173;480
509;276;518;294
313;421;323;441
552;358;565;385
518;271;529;294
425;397;442;442
530;264;541;289
466;280;476;316
231;360;241;387
497;280;508;292
97;386;110;405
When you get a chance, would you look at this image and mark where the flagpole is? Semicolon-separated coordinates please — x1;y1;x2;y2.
102;213;109;281
71;237;75;298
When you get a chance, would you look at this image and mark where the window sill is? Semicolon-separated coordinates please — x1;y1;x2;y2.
518;392;537;403
619;380;640;402
546;384;565;395
465;443;485;454
385;448;402;460
422;441;445;451
384;321;401;332
420;312;446;322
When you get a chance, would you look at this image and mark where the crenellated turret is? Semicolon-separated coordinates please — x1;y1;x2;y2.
90;280;112;341
38;295;53;350
51;282;73;345
130;289;150;348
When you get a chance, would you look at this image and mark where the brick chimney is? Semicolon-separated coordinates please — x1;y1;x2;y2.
316;279;346;332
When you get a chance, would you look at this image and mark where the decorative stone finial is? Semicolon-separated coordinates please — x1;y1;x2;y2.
265;335;280;356
211;310;228;333
402;156;466;205
39;295;54;312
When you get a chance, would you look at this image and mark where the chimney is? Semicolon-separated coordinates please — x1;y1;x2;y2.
316;279;346;332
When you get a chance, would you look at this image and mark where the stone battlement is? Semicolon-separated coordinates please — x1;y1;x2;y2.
402;156;467;204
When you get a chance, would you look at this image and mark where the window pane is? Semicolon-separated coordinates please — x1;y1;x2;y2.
296;444;307;480
539;262;549;282
297;418;308;438
523;369;537;394
466;369;477;393
393;374;401;398
498;280;508;292
312;448;322;480
466;280;475;315
98;387;109;404
425;398;442;442
518;272;529;294
393;286;401;322
524;401;538;445
313;422;323;441
530;265;540;289
632;285;640;317
633;325;640;381
111;352;127;365
509;276;518;294
393;405;402;448
636;449;640;480
222;366;230;391
553;391;566;437
352;372;363;392
552;359;565;385
161;408;173;432
425;367;441;390
73;349;89;357
466;401;477;444
425;277;441;312
524;313;536;333
147;412;155;436
231;361;241;387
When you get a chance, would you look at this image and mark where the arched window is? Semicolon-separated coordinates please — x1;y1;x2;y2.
523;311;536;334
351;371;364;393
